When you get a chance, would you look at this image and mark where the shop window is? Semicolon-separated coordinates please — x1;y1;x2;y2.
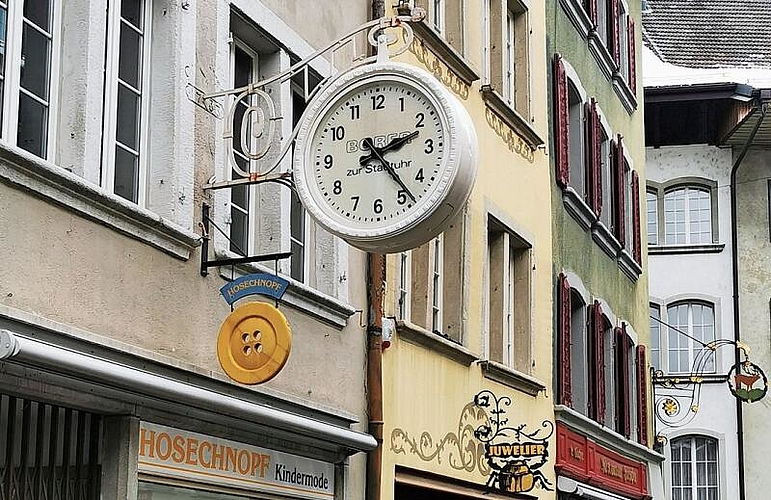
139;482;252;499
487;218;532;373
670;435;719;500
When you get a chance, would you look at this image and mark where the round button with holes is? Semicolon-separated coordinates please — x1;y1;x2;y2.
216;302;292;384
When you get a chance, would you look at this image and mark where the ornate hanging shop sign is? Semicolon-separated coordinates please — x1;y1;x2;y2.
727;361;768;403
389;390;554;495
216;301;292;385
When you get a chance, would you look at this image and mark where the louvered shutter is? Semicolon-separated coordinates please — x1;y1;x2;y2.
553;54;570;188
614;135;626;245
590;302;605;425
558;273;572;407
591;98;602;217
584;101;593;205
632;170;641;264
628;18;637;95
610;0;620;66
636;345;649;446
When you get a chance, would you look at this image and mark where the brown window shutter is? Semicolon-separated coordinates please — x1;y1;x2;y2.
553;54;570;188
589;302;605;425
614;135;626;245
610;0;620;66
632;170;641;264
628;18;637;95
558;273;572;407
592;99;602;217
636;345;649;446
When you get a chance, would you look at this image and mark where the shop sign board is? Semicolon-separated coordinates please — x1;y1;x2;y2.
555;423;649;500
138;422;334;499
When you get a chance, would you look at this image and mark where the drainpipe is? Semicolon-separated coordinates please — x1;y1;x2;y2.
730;100;766;500
365;2;385;499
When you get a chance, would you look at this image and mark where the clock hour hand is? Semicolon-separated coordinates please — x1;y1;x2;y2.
358;130;419;166
362;138;417;203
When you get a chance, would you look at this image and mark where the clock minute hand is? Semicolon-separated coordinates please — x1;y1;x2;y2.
363;138;417;203
359;130;419;166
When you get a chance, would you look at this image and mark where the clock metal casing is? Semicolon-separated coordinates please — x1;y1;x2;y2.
293;61;477;253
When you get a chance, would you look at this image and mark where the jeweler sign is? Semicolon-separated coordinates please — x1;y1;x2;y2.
138;422;334;499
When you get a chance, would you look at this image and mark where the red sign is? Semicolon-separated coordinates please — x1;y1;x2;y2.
555;424;649;500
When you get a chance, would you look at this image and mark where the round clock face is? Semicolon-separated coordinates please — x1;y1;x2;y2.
294;62;477;253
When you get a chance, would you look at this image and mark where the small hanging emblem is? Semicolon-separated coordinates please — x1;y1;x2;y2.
727;361;768;403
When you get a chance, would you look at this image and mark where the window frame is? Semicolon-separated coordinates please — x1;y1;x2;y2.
2;0;62;161
483;0;530;116
101;0;153;205
647;178;719;248
650;298;719;375
668;434;720;500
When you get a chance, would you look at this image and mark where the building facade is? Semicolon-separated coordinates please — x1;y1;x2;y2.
0;1;378;498
377;0;559;499
547;0;665;498
643;2;771;498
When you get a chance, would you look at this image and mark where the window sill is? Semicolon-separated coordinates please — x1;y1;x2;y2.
648;243;725;255
479;360;546;397
554;405;664;464
563;187;597;231
559;0;592;39
215;248;356;328
588;35;617;82
612;75;638;114
0;143;200;260
618;249;642;281
591;221;623;260
480;85;544;150
410;20;480;87
396;320;478;366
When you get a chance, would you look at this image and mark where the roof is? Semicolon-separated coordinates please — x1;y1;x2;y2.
642;0;771;70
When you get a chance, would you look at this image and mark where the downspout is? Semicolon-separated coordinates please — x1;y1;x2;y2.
366;2;385;500
730;101;766;500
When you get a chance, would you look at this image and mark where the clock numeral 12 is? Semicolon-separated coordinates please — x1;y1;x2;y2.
371;94;385;110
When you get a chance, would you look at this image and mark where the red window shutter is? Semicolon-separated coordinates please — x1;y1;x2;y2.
628;18;637;95
614;135;626;245
558;273;572;407
589;302;605;425
610;0;620;66
553;54;570;189
636;345;649;446
632;171;641;264
592;98;602;217
588;0;598;24
621;325;631;439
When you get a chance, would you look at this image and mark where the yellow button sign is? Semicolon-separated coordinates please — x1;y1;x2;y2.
217;302;291;384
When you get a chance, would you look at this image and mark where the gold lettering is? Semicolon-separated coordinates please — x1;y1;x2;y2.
139;429;155;458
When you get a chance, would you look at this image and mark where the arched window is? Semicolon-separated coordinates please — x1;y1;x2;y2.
664;186;712;245
670;435;719;500
666;301;716;373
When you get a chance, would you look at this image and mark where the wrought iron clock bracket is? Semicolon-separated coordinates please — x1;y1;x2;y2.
199;202;291;278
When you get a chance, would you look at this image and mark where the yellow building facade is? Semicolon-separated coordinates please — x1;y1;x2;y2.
377;1;557;498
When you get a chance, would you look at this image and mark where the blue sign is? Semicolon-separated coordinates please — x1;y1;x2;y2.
220;273;289;305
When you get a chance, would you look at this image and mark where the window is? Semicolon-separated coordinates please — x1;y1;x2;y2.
102;0;152;203
484;0;529;115
226;15;319;284
648;181;718;248
670;435;719;500
665;301;716;374
650;303;661;371
402;217;465;343
431;0;444;33
487;219;532;372
1;0;59;160
599;126;613;228
664;187;712;245
647;190;658;245
413;0;463;52
567;83;584;196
